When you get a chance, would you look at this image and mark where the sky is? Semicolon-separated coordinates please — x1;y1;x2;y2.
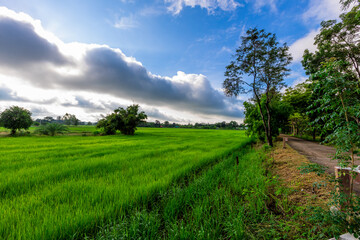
0;0;345;123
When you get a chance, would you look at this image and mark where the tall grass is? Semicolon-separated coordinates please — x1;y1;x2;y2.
0;128;251;239
89;146;268;239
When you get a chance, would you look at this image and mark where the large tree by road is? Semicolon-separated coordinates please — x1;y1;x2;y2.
224;28;292;146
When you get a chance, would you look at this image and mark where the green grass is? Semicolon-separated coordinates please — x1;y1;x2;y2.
0;125;97;134
89;146;268;240
0;128;252;239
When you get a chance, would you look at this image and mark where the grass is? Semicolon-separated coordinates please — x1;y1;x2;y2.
0;128;252;239
0;125;97;134
89;146;269;239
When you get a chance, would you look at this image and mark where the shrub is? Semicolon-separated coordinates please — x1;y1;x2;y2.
35;123;69;136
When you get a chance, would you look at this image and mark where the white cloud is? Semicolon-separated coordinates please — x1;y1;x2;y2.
252;0;277;12
289;29;319;62
165;0;242;15
113;15;139;29
0;7;244;121
302;0;342;22
219;46;232;54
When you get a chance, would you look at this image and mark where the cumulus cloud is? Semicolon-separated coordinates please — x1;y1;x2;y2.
0;86;26;101
165;0;242;15
145;107;181;122
302;0;342;22
0;7;243;119
289;29;318;62
0;85;57;104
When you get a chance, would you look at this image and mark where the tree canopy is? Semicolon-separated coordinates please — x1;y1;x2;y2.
96;104;147;135
0;106;33;135
224;28;292;146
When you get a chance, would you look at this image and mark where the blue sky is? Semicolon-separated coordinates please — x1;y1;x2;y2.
0;0;344;123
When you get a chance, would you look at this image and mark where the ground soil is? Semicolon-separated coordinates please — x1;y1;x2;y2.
271;141;334;207
279;134;360;194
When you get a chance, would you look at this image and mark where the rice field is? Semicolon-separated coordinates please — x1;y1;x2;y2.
0;128;252;239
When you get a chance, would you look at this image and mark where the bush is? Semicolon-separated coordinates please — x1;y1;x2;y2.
35;123;69;136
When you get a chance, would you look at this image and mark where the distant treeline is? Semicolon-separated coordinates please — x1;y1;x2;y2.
138;120;245;130
34;115;244;130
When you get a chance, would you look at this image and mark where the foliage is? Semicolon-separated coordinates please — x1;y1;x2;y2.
62;113;79;125
298;163;327;176
340;0;360;10
0;106;33;135
97;104;147;135
302;4;360;78
224;28;292;146
288;113;309;136
311;59;360;168
243;94;292;141
35;123;69;136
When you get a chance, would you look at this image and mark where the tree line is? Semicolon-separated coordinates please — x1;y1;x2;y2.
0;104;243;136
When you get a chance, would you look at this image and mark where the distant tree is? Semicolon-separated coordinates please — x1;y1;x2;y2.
164;121;170;127
44;116;54;123
96;104;147;135
35;123;69;136
155;120;161;127
62;113;79;126
224;28;292;146
0;106;33;135
228;121;238;129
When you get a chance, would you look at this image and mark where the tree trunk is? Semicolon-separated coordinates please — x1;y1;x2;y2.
11;129;16;135
264;101;273;147
312;129;316;141
254;93;270;146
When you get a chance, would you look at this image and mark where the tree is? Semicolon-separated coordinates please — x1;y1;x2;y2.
303;5;360;80
243;94;292;141
96;104;147;135
35;123;69;136
0;106;33;135
311;59;360;191
224;28;292;146
62;113;79;126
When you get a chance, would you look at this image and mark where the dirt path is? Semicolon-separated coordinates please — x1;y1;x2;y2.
280;134;360;194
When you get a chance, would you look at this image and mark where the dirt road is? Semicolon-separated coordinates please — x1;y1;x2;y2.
280;135;337;174
280;135;360;193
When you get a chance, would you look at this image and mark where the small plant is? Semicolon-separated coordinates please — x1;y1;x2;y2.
298;163;327;176
35;123;69;136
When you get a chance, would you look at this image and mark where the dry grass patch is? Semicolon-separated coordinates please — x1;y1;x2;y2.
271;141;334;207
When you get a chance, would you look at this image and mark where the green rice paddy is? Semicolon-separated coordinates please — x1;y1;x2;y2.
0;128;252;239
